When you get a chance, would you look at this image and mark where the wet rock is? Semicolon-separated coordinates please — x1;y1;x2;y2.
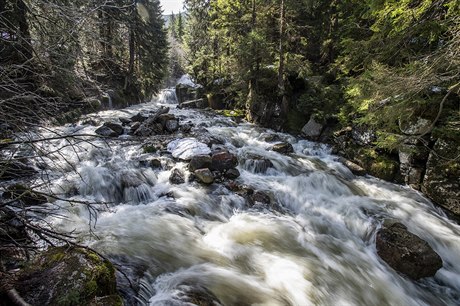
138;158;162;169
134;107;170;136
0;161;36;180
15;247;122;306
260;133;282;143
422;138;460;215
376;222;442;280
167;138;211;161
244;155;273;174
337;157;366;176
301;116;324;140
169;169;185;184
189;155;212;172
252;191;271;204
2;184;48;206
165;120;179;133
194;168;214;184
130;112;148;123
95;126;119;137
119;117;131;125
157;113;176;127
129;122;141;135
224;168;240;179
271;142;294;154
211;151;238;171
180;122;193;133
103;122;123;135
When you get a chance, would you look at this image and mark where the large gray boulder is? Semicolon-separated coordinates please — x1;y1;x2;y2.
301;116;323;140
376;222;442;280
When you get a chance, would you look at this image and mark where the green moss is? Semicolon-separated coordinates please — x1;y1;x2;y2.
57;290;82;306
143;145;158;153
215;109;245;117
369;158;399;181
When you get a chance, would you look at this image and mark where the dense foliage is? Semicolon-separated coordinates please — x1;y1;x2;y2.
0;0;168;127
183;0;460;142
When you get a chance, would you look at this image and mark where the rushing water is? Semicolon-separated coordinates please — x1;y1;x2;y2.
25;89;460;305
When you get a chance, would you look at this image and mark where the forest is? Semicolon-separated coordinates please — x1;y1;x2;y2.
1;0;460;305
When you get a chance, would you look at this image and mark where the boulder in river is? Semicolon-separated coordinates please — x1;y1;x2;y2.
14;247;122;306
165;120;179;133
243;154;273;174
189;155;212;172
211;151;238;171
224;168;240;179
95;125;120;137
376;222;443;280
169;169;185;184
167;138;211;161
271;142;294;154
103;122;124;135
194;168;214;184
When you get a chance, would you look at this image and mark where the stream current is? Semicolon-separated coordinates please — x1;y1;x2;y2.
30;89;460;305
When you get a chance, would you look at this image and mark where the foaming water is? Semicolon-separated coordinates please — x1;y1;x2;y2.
30;99;460;305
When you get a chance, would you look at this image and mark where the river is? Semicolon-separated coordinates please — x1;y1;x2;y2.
31;89;460;305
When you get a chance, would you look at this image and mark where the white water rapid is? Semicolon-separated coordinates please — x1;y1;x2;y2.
26;89;460;305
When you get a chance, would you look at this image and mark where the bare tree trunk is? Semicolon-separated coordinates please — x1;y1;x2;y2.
278;0;288;116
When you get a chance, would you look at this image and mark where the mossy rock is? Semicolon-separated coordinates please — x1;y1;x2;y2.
16;247;122;306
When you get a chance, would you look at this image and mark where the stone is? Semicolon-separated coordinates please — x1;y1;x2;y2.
129;122;141;135
301;116;324;140
338;157;366;176
134;107;170;136
180;123;193;133
119;117;131;125
15;247;122;306
103;122;123;135
2;184;48;206
189;155;212;172
422;138;460;215
399;117;432;135
376;222;442;280
244;155;273;174
252;191;271;204
271;142;294;154
167;138;211;161
95;126;119;137
194;168;214;184
0;161;36;180
147;158;162;169
157;113;176;127
165;120;179;133
211;151;238;171
224;168;240;179
130;112;148;123
351;127;376;146
169;169;185;184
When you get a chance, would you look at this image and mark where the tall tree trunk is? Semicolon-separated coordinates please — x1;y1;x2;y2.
17;0;32;60
278;0;285;93
278;0;288;117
